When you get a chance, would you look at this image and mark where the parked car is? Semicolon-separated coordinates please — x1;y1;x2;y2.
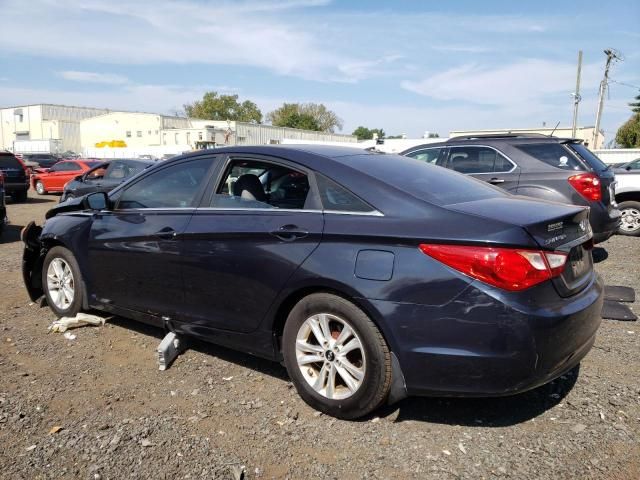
21;146;603;419
60;159;154;202
401;134;620;243
611;164;640;236
0;151;30;202
0;171;6;235
24;153;61;170
613;158;640;172
31;159;103;195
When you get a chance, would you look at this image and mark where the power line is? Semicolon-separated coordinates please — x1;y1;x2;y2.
610;79;640;90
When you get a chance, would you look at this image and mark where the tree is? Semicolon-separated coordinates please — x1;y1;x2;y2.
352;126;385;140
615;114;640;148
629;94;640;114
184;91;262;123
267;103;342;132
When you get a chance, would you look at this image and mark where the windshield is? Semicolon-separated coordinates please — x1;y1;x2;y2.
567;143;609;172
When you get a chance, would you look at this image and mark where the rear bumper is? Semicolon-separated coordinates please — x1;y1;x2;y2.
590;203;620;243
4;182;29;193
370;274;603;397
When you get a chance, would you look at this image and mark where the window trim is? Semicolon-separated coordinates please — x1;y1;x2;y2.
404;146;444;164
445;145;517;175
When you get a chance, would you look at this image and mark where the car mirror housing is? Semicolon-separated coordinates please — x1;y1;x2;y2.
83;191;109;211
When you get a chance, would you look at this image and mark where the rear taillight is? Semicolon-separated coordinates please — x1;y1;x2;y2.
419;244;568;291
0;172;4;186
568;173;601;202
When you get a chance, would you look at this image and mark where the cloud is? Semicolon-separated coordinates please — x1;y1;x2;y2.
58;71;129;85
401;59;601;106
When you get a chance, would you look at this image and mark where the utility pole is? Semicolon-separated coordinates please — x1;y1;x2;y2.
571;50;582;138
593;49;621;148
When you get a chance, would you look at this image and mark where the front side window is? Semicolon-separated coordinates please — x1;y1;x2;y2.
406;148;441;164
447;146;513;174
118;159;210;209
212;159;310;210
316;174;374;213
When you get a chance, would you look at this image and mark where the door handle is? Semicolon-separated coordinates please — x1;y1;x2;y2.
488;177;505;184
154;227;178;239
270;224;309;241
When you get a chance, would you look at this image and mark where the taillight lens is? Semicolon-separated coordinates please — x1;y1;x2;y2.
568;173;601;202
0;172;4;186
419;244;568;291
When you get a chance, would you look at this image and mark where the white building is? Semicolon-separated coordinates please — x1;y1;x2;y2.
0;104;108;153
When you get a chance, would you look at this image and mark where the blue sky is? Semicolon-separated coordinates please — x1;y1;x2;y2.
1;0;639;142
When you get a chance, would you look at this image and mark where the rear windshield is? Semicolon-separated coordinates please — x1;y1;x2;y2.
567;143;609;172
0;155;21;169
341;153;505;206
514;143;584;171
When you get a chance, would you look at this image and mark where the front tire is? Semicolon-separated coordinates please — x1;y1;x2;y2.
35;181;46;195
42;246;84;318
617;201;640;237
282;293;391;419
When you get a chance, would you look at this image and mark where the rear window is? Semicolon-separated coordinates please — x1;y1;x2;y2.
340;153;505;206
567;143;609;172
0;154;21;169
514;143;584;171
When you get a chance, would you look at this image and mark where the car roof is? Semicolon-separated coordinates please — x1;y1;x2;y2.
401;135;583;152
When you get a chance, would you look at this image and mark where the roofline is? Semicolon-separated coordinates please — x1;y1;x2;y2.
450;126;598;134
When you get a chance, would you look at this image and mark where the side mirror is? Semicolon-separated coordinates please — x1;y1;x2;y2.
75;175;84;182
626;166;632;171
83;191;109;211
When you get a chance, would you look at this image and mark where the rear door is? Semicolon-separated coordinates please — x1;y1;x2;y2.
180;154;324;334
445;145;520;192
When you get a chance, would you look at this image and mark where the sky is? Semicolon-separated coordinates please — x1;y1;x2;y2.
1;0;639;142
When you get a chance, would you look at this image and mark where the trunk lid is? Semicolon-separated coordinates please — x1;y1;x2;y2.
447;195;593;297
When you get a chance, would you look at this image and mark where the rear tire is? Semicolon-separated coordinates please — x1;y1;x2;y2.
282;293;391;419
617;201;640;237
35;181;46;195
42;246;84;318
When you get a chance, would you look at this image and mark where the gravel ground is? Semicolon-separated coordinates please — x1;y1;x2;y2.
1;192;639;480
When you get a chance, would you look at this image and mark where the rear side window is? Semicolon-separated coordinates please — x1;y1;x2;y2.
0;155;20;169
447;146;513;174
567;143;609;172
514;143;584;171
405;148;442;164
316;174;375;213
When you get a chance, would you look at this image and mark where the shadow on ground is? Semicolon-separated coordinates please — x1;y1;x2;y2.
593;247;609;263
0;224;24;244
107;314;578;427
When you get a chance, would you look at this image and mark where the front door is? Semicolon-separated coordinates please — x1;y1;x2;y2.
180;155;324;333
86;157;213;317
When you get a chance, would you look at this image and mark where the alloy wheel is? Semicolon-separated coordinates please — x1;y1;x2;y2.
295;313;366;400
46;258;75;310
620;207;640;233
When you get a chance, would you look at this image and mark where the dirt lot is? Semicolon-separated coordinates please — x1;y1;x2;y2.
1;192;639;480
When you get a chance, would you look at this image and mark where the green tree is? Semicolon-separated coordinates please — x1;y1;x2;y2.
267;103;342;132
615;114;640;148
352;126;385;140
184;91;262;123
629;94;640;114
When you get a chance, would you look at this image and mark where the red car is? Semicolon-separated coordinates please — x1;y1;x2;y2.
32;159;103;195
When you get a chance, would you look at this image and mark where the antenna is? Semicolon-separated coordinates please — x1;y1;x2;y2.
549;121;560;137
593;48;623;147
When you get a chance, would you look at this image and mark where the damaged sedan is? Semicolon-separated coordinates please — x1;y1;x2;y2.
22;145;603;419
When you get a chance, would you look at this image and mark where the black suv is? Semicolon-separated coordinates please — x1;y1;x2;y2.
0;152;29;202
401;134;620;243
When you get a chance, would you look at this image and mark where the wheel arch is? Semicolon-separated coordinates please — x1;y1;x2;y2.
269;283;399;359
615;191;640;204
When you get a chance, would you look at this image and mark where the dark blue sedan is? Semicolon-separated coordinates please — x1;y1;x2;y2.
21;145;603;419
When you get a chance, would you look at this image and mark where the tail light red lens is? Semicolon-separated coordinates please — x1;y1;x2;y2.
0;171;4;186
568;173;601;202
419;244;568;291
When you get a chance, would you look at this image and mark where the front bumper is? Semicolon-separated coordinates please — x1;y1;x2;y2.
371;274;604;397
